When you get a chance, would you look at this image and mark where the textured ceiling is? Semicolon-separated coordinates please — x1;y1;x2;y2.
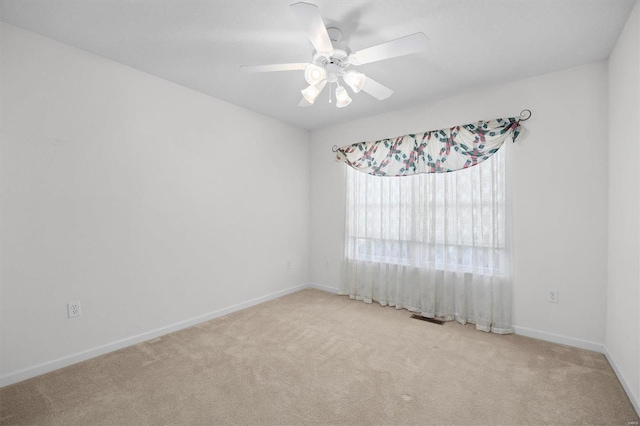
1;0;636;130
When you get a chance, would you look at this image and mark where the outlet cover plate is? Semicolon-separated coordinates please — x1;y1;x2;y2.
68;301;81;318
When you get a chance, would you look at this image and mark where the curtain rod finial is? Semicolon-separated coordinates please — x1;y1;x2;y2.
520;109;532;121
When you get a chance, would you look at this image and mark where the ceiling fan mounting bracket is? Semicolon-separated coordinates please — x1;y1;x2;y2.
326;27;342;42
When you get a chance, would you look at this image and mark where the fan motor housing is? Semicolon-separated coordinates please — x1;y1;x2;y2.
312;50;350;80
311;26;351;80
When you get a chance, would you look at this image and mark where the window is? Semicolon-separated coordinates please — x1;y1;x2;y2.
338;120;515;333
345;147;506;276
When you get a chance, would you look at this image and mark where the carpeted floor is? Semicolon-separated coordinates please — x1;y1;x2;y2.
1;288;638;425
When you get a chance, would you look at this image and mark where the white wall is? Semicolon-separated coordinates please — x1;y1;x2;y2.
607;0;640;411
0;23;310;383
310;61;609;347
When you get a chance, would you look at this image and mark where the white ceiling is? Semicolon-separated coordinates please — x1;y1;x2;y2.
1;0;636;130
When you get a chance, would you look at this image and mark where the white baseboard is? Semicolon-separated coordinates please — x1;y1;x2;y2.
0;284;307;388
5;288;638;419
512;325;605;353
604;346;640;417
512;325;640;417
306;282;340;294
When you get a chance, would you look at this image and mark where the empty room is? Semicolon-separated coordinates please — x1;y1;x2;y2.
1;0;639;424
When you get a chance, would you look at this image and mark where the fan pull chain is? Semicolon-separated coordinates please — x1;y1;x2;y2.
329;81;332;104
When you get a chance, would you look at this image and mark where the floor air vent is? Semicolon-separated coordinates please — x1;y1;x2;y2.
411;314;445;325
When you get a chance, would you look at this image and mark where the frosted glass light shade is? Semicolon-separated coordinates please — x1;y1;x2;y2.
335;86;352;108
301;85;321;104
304;64;326;85
343;70;366;93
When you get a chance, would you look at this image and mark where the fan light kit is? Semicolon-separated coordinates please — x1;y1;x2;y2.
241;2;428;108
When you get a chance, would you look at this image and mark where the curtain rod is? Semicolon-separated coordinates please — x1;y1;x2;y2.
331;109;532;153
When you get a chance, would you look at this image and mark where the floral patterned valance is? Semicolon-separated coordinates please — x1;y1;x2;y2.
335;117;523;176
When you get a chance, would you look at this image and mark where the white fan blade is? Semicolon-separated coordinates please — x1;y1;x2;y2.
350;33;428;65
290;2;334;57
362;76;393;100
298;97;312;107
240;63;309;73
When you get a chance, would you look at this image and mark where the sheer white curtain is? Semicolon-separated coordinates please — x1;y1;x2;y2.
341;145;512;333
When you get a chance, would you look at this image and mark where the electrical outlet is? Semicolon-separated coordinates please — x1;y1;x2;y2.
548;290;559;303
68;301;81;318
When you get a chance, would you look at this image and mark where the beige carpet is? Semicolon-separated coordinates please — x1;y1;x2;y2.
1;288;638;425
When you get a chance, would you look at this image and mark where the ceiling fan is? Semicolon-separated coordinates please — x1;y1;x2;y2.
240;2;428;108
